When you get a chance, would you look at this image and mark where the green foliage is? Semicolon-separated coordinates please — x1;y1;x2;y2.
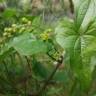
56;0;96;92
0;0;96;96
2;8;17;18
9;33;48;56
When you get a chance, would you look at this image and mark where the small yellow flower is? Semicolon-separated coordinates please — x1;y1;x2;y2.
4;27;13;32
3;32;8;36
7;28;12;32
27;21;32;25
53;52;59;60
19;27;25;33
21;17;28;23
4;28;8;32
12;24;17;28
12;28;16;33
47;28;52;32
40;32;50;41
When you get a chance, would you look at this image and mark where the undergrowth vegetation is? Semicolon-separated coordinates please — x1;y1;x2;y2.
0;0;96;96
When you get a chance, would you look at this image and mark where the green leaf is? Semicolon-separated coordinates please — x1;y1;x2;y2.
9;33;47;56
73;0;96;29
0;44;14;61
55;16;96;90
53;70;69;84
72;0;83;13
32;58;49;79
32;16;42;26
74;0;91;30
0;0;5;2
2;8;17;18
55;18;77;50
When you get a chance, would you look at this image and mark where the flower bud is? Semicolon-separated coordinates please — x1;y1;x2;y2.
40;32;50;41
21;17;28;23
12;24;17;28
3;32;7;36
27;21;31;25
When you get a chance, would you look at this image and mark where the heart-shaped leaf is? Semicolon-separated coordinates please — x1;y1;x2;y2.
9;33;48;56
55;0;96;89
73;0;96;29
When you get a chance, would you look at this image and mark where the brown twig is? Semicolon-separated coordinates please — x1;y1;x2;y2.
69;0;74;14
37;55;64;96
21;55;64;96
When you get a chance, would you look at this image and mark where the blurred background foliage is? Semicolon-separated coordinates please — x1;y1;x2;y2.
0;0;73;35
0;0;96;96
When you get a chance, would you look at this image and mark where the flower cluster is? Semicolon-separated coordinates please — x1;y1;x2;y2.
0;17;53;49
40;28;52;41
0;17;32;48
21;17;32;25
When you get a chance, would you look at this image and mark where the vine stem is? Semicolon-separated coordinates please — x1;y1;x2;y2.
37;55;64;96
25;56;32;75
27;55;63;96
69;0;74;14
